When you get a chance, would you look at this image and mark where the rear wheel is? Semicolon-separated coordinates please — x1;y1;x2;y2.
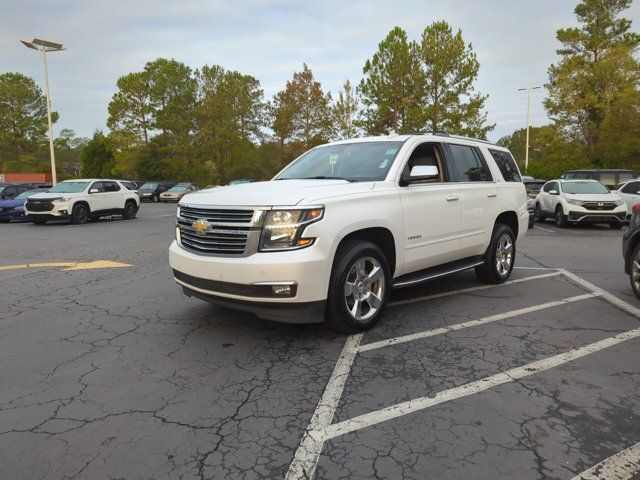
71;203;89;225
475;224;515;284
324;240;390;333
630;244;640;300
554;205;568;228
123;201;137;220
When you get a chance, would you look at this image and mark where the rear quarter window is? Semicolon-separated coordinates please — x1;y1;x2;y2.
488;149;521;182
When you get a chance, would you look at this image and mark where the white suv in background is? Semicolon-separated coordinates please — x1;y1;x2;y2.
615;179;640;217
534;179;627;228
24;179;140;225
169;133;528;332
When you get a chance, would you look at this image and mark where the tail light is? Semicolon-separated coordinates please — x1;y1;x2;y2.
632;204;640;214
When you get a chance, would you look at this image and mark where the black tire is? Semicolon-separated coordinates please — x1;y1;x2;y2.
630;243;640;300
554;205;568;228
71;203;90;225
32;220;47;225
324;240;391;333
475;224;516;284
609;221;624;230
534;203;545;223
153;194;159;203
123;201;137;220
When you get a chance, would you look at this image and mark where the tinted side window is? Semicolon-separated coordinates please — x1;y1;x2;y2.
543;182;554;193
91;182;105;193
488;149;521;182
121;181;136;190
448;144;492;182
102;181;121;192
622;182;640;194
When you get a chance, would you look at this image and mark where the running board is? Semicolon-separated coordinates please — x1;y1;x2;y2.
392;256;484;289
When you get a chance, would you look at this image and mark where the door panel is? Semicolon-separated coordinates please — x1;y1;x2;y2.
458;183;498;256
400;183;462;272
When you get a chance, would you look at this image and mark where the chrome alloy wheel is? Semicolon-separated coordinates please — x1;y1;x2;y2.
496;234;513;276
632;250;640;294
344;256;385;322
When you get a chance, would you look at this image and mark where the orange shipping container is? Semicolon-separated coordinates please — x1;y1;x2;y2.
0;173;52;183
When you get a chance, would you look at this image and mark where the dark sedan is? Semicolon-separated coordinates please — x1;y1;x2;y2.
0;188;49;222
623;203;640;299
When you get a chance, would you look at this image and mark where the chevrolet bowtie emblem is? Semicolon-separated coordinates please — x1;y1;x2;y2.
192;218;210;234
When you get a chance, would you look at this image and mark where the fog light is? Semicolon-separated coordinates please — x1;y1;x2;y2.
272;285;292;295
59;210;68;215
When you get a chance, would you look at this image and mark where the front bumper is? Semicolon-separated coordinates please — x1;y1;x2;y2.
567;209;627;223
139;193;155;202
25;202;72;220
0;209;26;221
161;195;182;202
169;239;333;323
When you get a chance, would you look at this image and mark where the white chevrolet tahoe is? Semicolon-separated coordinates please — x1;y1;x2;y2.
169;133;528;332
24;179;140;225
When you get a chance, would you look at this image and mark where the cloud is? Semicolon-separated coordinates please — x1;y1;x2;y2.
2;0;639;141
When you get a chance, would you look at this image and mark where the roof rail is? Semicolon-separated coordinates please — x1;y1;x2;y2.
403;130;495;145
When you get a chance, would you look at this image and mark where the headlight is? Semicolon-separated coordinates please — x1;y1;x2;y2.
52;197;71;204
259;207;324;251
615;199;624;206
566;199;583;206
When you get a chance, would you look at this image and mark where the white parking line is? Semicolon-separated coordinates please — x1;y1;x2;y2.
286;268;640;479
388;271;561;307
360;293;598;353
285;333;362;480
570;441;640;480
535;225;556;233
324;326;640;440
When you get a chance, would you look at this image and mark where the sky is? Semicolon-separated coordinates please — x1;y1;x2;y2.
2;0;640;143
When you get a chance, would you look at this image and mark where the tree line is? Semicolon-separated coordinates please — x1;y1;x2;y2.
1;0;638;183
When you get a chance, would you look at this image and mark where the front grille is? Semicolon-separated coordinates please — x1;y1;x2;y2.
25;201;53;212
180;206;254;223
177;205;260;256
582;201;616;211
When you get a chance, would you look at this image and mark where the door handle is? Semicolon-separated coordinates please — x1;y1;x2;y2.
487;192;497;198
445;194;460;202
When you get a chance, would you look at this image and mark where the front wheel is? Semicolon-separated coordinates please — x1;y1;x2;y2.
475;224;515;284
71;203;90;225
554;206;568;228
630;244;640;300
324;240;391;333
534;204;545;223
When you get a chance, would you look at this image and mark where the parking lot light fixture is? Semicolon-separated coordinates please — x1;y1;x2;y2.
518;86;541;174
20;38;66;186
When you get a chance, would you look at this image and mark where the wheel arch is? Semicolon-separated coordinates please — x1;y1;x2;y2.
336;227;397;277
494;210;519;240
626;231;640;274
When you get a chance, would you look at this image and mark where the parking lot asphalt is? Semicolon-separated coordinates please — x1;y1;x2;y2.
1;203;639;480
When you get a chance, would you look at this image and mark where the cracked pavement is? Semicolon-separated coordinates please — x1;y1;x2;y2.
1;205;639;479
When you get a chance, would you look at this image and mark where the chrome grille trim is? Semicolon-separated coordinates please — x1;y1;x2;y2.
176;204;265;257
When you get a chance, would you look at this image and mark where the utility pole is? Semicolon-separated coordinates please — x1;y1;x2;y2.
21;38;66;186
518;86;541;173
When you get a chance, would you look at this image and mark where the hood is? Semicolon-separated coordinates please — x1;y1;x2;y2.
27;192;79;201
180;179;375;206
565;192;621;202
0;199;24;208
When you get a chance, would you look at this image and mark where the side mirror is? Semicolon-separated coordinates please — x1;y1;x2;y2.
549;189;559;195
402;165;439;186
89;188;99;194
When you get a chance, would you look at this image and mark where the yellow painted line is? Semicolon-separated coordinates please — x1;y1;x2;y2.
0;260;132;272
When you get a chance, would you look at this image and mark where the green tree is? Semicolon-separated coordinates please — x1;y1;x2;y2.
272;64;332;151
55;129;88;176
81;130;115;178
196;65;266;184
332;80;360;139
359;27;423;134
417;21;493;138
108;71;153;145
0;72;57;164
545;0;640;159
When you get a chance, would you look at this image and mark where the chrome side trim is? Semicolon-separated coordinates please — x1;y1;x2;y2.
393;261;484;288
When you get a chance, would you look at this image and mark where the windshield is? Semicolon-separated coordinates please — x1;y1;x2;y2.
276;141;404;182
168;186;187;192
140;183;158;190
48;181;90;193
16;190;43;200
561;181;609;194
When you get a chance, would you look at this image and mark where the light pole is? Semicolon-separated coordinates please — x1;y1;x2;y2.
517;86;541;173
21;38;66;186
